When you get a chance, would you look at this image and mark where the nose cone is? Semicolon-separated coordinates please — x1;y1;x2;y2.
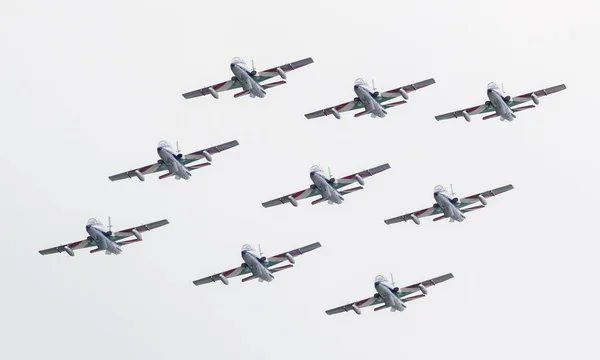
487;88;493;93
230;62;235;68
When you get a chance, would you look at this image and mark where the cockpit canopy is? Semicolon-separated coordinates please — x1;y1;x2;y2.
354;78;368;86
434;185;447;194
87;218;102;226
157;140;172;149
487;82;499;90
231;57;246;65
241;244;255;252
310;165;324;174
374;274;388;283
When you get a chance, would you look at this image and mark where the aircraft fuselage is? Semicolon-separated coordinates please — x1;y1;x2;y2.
374;281;406;312
231;63;266;98
355;85;387;118
157;146;191;180
310;171;344;204
487;88;515;121
241;250;273;282
433;192;465;223
86;224;122;255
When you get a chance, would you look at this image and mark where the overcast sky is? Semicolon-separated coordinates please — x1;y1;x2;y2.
1;1;597;359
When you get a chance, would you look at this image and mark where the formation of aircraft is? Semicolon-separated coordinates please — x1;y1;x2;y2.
304;78;436;119
38;218;169;256
384;184;514;225
37;55;565;319
325;273;454;315
261;164;391;207
435;82;567;122
182;57;314;99
108;140;239;181
192;242;322;285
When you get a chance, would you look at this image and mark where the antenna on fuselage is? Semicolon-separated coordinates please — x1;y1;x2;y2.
390;274;395;287
258;244;263;257
450;184;455;198
372;79;377;92
108;216;113;232
175;141;181;154
251;58;255;72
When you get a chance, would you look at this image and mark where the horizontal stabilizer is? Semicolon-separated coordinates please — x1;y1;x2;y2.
241;274;257;282
339;186;363;195
262;80;286;89
270;264;293;273
233;89;251;98
402;294;426;302
482;113;499;120
432;214;448;222
187;162;211;171
512;104;536;112
311;197;327;205
461;205;485;213
354;109;372;118
374;304;388;312
383;100;407;109
158;172;175;180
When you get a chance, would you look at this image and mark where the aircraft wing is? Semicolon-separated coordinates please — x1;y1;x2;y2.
434;102;496;121
333;163;391;188
254;57;314;83
180;140;239;165
264;242;322;267
398;273;454;298
192;265;251;286
110;219;170;241
376;78;436;103
38;238;94;256
182;78;244;99
507;84;567;107
261;186;322;208
325;295;384;315
304;100;365;119
108;161;168;182
457;184;514;207
383;205;442;225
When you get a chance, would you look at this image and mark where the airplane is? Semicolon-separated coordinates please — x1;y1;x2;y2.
261;164;391;208
304;77;436;119
38;217;169;256
182;57;314;99
384;184;514;225
108;140;239;181
435;82;567;122
192;242;322;286
325;273;454;315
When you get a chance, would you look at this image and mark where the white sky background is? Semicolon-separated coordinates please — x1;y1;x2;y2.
0;0;598;359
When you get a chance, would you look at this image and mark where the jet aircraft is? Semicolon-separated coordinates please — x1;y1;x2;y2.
108;140;239;181
304;78;435;119
182;57;314;99
435;82;566;122
261;164;391;208
384;184;514;225
38;218;169;256
192;242;322;285
325;273;454;315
